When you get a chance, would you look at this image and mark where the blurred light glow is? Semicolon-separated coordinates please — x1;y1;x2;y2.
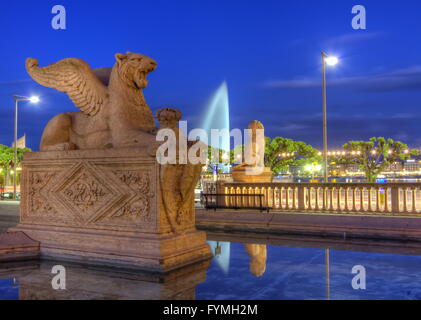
29;96;40;103
325;56;339;66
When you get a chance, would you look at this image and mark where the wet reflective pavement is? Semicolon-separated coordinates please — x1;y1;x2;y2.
2;233;421;300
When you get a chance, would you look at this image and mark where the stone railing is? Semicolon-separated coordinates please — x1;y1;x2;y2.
208;182;421;215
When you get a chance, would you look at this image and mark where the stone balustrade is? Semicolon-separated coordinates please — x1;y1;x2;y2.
206;182;421;215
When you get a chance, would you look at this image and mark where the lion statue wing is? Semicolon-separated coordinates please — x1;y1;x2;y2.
26;57;108;116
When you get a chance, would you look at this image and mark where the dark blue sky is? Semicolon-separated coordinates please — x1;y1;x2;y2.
1;0;421;150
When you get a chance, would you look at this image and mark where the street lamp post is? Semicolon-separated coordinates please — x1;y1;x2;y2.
12;95;39;200
321;52;338;183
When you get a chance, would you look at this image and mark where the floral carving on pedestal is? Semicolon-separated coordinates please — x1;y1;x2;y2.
63;171;108;213
28;172;57;215
112;171;154;222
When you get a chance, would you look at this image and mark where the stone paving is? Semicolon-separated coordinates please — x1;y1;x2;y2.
0;201;19;232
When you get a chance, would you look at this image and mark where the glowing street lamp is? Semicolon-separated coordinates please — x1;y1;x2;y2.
321;52;339;183
29;96;40;103
324;56;339;66
12;95;40;200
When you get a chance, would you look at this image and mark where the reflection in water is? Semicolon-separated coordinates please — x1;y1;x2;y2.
0;260;210;300
207;241;267;277
197;239;421;300
4;236;421;300
207;241;230;274
0;278;19;300
244;244;267;277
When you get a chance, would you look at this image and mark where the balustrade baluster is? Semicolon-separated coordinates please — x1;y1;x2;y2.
274;188;278;209
236;187;240;207
376;187;382;212
360;187;365;212
272;187;276;209
403;188;409;213
337;187;341;211
352;187;357;211
329;187;334;211
284;187;288;209
264;187;269;208
292;187;297;210
412;187;417;213
289;187;292;209
297;185;306;211
345;187;350;212
309;187;313;209
367;187;373;212
391;186;400;214
278;187;282;209
385;187;390;213
322;187;327;210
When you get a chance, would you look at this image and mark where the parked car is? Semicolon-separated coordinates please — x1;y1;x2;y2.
0;192;20;200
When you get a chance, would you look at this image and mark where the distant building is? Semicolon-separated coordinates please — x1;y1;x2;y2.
11;134;26;149
403;160;421;172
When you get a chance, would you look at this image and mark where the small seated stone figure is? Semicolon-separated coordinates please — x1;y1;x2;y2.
231;120;272;183
155;107;181;129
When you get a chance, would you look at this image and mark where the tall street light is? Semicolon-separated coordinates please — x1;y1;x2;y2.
321;52;339;183
12;95;40;200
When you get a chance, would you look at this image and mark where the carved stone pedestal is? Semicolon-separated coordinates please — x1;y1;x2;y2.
231;166;272;183
10;148;211;272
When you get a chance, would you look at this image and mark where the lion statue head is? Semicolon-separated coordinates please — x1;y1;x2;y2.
114;52;157;90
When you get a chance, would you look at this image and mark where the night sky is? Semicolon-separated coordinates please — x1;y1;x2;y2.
1;0;421;151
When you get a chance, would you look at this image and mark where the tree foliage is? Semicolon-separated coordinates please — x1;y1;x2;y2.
264;137;321;176
0;145;32;185
342;137;418;182
229;144;245;165
205;145;230;173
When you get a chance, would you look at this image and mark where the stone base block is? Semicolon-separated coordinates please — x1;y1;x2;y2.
10;225;210;272
0;232;40;262
232;166;272;183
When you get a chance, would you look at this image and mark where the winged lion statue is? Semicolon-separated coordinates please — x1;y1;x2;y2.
26;52;158;151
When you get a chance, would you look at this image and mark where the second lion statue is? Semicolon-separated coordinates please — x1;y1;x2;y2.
26;52;158;151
